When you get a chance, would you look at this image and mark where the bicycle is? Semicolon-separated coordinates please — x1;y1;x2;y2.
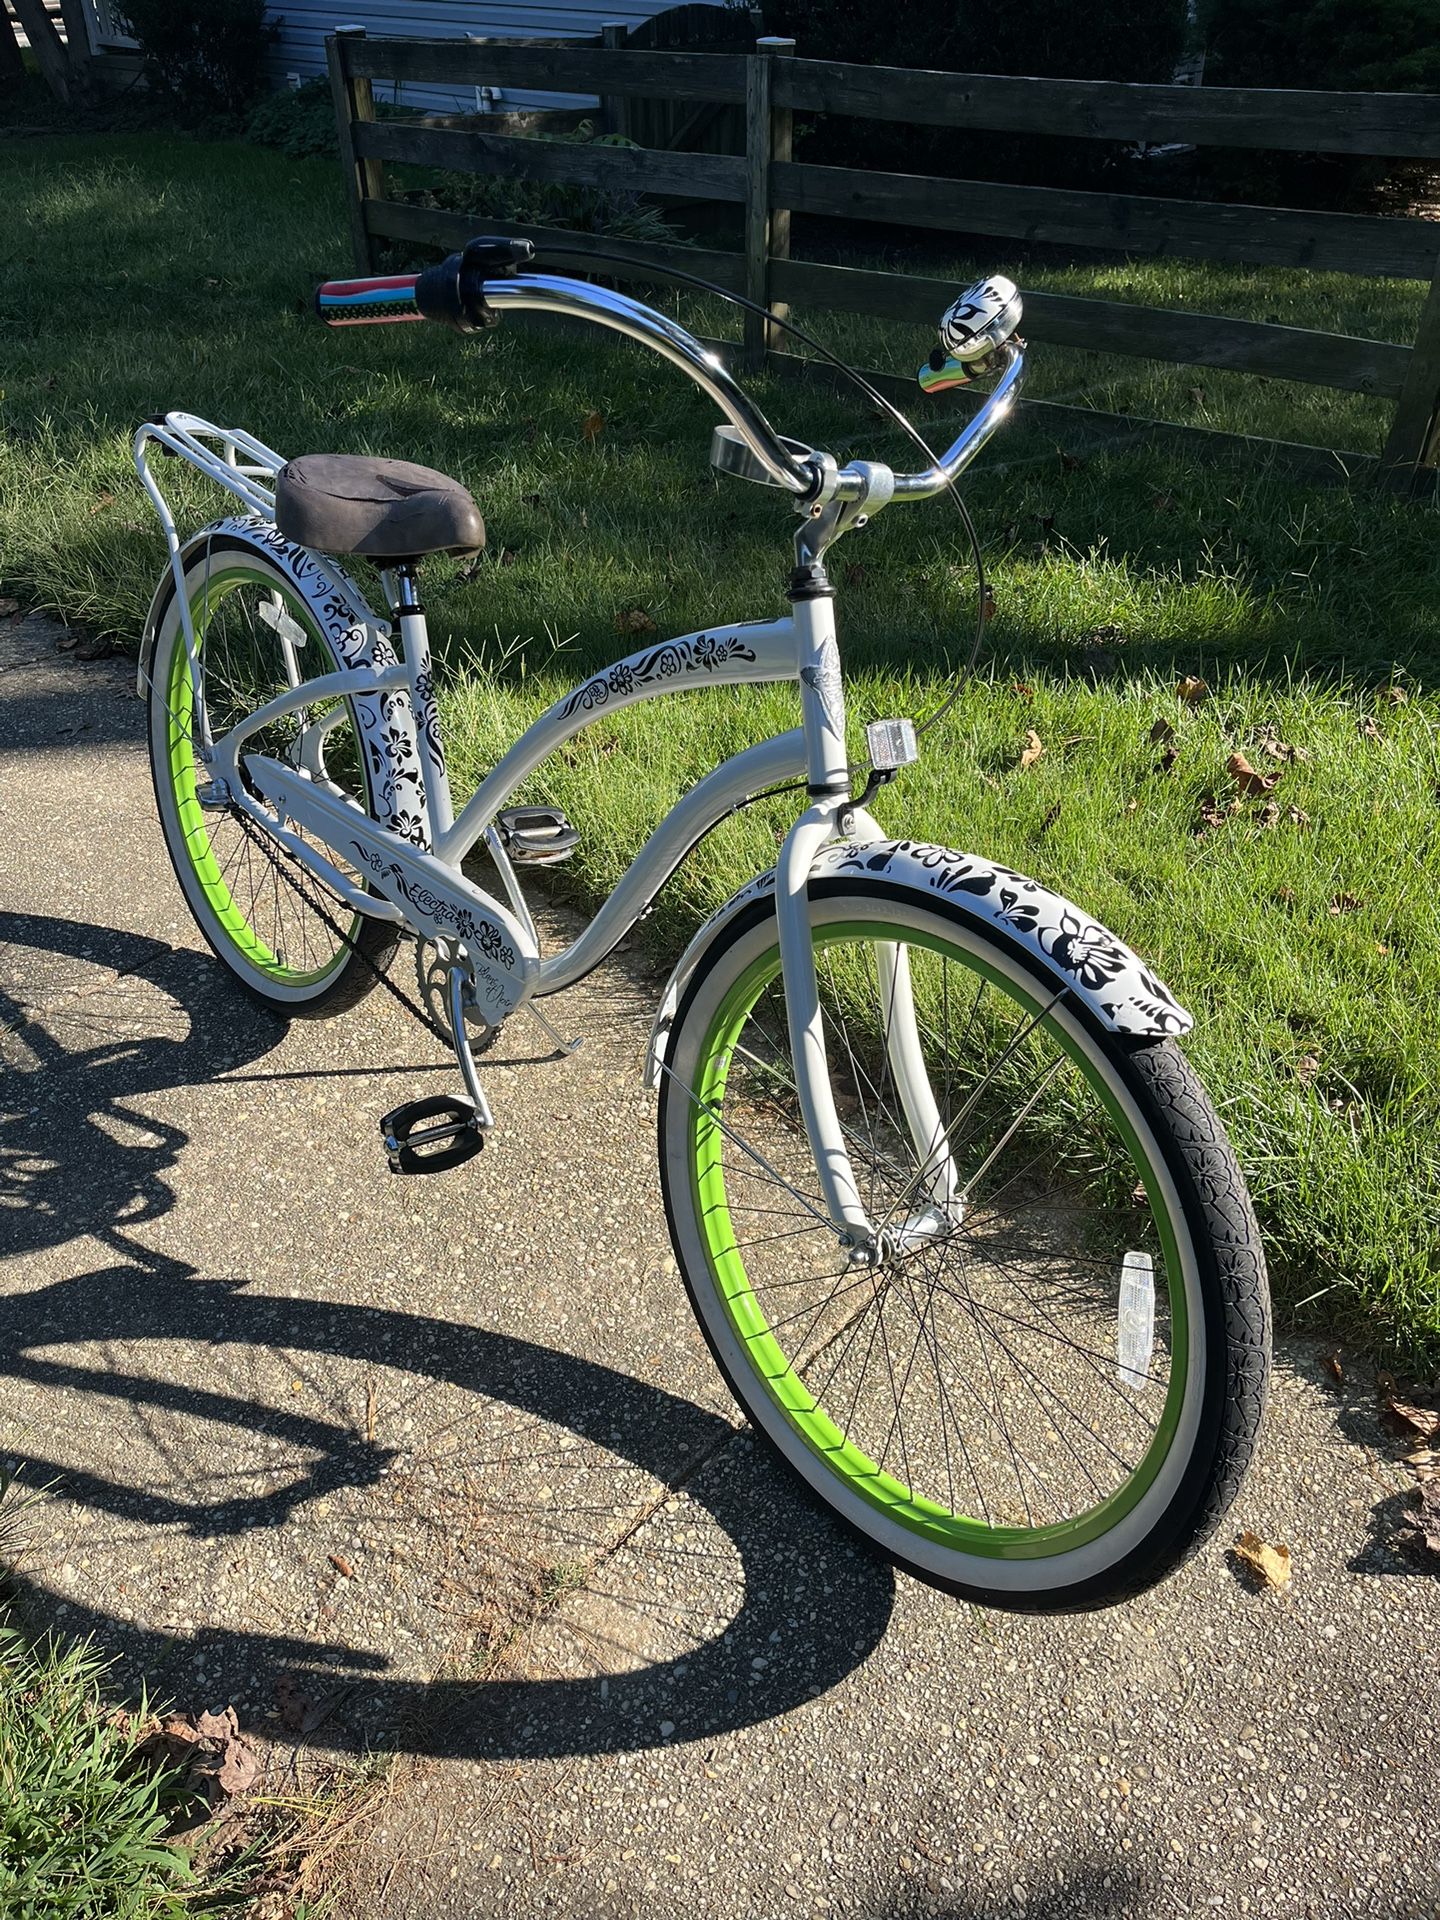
134;236;1269;1612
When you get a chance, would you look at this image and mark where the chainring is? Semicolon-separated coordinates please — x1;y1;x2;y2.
414;936;503;1056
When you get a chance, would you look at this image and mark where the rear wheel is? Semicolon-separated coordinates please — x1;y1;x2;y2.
658;882;1269;1610
145;537;399;1011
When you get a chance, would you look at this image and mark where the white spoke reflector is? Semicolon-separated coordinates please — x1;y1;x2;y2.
1118;1251;1155;1390
257;596;308;648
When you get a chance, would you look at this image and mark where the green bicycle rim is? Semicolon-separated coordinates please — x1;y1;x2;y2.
688;917;1191;1562
163;567;360;990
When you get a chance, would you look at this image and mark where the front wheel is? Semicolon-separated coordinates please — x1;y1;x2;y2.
657;880;1269;1610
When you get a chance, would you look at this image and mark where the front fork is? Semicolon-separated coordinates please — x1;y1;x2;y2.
777;588;957;1259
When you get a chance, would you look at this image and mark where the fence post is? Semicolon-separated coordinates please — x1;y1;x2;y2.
9;0;72;100
743;35;795;370
1380;256;1440;486
327;27;385;276
601;21;629;140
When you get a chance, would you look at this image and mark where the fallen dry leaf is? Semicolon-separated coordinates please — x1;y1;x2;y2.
1010;679;1034;702
1123;796;1140;816
1328;892;1364;915
1321;1348;1343;1384
1382;684;1409;706
194;1707;238;1743
1381;1388;1440;1441
581;409;604;442
329;1553;355;1578
1195;793;1243;834
1233;1530;1292;1590
1039;801;1062;831
1228;751;1281;797
1356;715;1382;741
275;1674;317;1734
1295;1054;1321;1086
1405;1446;1440;1480
1176;675;1209;705
0;597;18;616
1017;729;1045;773
148;1714;202;1759
88;491;115;515
1187;385;1207;406
1154;743;1179;775
614;606;657;636
215;1737;261;1797
1254;798;1280;828
1149;717;1175;746
981;586;998;624
1259;732;1311;764
1286;804;1310;829
1399;1479;1440;1561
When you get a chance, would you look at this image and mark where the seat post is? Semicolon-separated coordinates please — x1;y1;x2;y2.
384;562;454;842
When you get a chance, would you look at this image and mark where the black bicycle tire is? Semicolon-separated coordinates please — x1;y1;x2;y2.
657;879;1270;1611
145;536;401;1016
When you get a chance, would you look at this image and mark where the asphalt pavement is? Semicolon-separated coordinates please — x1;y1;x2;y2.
1;614;1436;1919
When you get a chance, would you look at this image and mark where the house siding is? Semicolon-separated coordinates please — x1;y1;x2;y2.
268;0;723;113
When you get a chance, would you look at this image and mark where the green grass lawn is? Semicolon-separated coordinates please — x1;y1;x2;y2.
2;132;1438;1359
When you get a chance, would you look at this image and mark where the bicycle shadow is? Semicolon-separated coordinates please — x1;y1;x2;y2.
0;1239;896;1760
0;910;281;1261
0;910;896;1761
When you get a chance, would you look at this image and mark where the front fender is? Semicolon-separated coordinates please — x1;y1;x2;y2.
645;836;1191;1087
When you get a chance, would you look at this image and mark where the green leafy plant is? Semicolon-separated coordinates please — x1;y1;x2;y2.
1203;0;1440;207
114;0;277;122
0;1631;202;1918
763;0;1189;183
245;76;340;159
1206;0;1440;93
408;121;690;246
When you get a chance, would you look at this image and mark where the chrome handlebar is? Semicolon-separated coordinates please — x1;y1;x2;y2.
484;276;815;496
889;343;1025;498
482;274;1024;510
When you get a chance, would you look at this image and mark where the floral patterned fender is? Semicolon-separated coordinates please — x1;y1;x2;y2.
647;836;1191;1087
138;514;430;845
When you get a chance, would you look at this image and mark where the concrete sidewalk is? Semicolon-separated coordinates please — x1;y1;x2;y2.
1;615;1436;1919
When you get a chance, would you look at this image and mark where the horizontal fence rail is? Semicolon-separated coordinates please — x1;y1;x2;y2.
773;61;1440;158
326;27;1440;485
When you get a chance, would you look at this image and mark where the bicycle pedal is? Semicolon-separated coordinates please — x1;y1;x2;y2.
495;805;579;865
379;1094;486;1176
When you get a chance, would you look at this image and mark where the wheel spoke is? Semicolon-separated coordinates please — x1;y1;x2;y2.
673;914;1197;1559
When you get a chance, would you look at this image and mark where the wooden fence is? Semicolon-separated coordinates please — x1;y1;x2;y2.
327;30;1440;486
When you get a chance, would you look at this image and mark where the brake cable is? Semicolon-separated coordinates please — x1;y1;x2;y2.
538;240;992;744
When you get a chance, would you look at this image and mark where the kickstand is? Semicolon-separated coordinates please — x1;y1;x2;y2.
525;999;582;1058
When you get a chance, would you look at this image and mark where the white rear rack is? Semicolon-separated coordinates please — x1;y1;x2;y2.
133;412;291;716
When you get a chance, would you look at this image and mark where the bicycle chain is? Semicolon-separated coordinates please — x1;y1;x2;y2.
230;804;458;1047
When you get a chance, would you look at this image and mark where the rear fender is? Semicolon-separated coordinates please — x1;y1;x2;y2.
137;514;429;844
645;836;1191;1087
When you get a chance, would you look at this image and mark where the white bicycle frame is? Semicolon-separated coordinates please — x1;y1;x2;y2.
135;304;1025;1252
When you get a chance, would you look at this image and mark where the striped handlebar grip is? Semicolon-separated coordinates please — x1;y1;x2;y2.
315;273;422;327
